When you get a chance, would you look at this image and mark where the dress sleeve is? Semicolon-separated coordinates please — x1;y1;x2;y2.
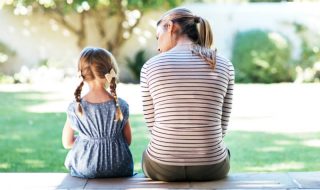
66;102;80;131
119;99;130;126
221;62;235;138
140;65;155;133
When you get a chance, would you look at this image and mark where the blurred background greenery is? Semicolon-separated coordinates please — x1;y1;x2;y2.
0;0;319;83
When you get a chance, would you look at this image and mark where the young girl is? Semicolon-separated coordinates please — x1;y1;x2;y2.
62;47;133;178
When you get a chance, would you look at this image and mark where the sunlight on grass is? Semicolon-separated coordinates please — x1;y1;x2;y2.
273;140;292;145
24;160;45;168
134;163;142;172
25;101;68;113
245;162;305;172
23;93;69;113
0;134;22;140
303;139;320;148
0;163;10;169
258;147;284;152
15;148;34;153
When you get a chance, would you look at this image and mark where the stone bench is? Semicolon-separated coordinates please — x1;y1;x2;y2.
0;172;319;189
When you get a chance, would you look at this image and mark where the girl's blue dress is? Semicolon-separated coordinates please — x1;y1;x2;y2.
64;98;133;178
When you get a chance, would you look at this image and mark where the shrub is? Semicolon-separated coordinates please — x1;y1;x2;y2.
126;49;149;83
231;29;295;83
0;41;16;67
0;74;14;84
292;22;320;83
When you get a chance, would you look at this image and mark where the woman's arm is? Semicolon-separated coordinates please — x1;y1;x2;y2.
62;117;75;149
123;120;132;146
221;63;235;138
140;65;155;133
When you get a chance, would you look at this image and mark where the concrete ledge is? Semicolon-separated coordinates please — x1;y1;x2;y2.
0;172;319;189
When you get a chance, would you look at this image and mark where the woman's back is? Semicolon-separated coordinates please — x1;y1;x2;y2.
141;47;234;166
65;98;133;178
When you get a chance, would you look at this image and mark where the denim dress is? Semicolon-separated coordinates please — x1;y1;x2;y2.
64;98;133;178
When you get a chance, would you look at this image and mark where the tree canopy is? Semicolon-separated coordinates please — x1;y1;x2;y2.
1;0;183;56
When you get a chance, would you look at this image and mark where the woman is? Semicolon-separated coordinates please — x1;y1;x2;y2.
140;8;234;181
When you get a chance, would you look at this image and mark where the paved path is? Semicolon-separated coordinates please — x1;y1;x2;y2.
0;172;319;189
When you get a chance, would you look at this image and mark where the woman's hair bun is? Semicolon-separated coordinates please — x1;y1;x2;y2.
194;16;200;23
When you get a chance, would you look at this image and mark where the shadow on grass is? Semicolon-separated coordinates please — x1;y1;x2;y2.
0;91;67;172
225;130;320;172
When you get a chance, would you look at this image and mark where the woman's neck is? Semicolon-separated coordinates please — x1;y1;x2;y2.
171;37;194;51
176;36;194;46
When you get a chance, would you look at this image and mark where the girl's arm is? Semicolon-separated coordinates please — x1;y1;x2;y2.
123;120;132;146
62;117;76;149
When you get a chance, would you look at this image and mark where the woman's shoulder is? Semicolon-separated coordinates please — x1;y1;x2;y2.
216;54;234;69
144;53;163;66
215;53;229;62
216;54;232;65
143;51;179;68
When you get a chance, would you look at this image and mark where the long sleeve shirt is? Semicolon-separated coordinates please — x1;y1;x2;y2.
140;47;234;166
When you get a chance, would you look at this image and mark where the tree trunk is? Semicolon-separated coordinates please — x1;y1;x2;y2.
104;6;143;58
77;12;86;49
48;10;86;50
48;3;142;60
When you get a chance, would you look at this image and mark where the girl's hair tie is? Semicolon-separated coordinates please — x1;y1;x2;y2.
105;69;117;83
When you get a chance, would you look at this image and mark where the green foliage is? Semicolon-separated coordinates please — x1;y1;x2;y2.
0;41;15;65
231;29;295;83
292;22;320;82
127;0;184;10
250;0;293;2
0;41;16;80
0;74;14;84
126;49;149;82
1;0;183;15
1;0;183;54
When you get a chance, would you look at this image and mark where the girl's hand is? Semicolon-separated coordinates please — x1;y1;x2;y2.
62;117;75;149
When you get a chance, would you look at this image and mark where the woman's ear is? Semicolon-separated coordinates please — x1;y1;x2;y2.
165;20;174;33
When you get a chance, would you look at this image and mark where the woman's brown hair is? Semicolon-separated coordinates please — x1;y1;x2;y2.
75;47;123;121
157;8;216;69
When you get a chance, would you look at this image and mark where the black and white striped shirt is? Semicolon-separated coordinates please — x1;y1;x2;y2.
140;46;234;166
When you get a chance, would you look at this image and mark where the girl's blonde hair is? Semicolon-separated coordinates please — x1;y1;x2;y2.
75;47;123;121
157;8;216;69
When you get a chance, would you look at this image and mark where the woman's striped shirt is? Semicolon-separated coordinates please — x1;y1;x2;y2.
140;47;234;166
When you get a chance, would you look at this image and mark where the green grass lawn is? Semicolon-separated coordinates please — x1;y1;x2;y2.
0;90;319;173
